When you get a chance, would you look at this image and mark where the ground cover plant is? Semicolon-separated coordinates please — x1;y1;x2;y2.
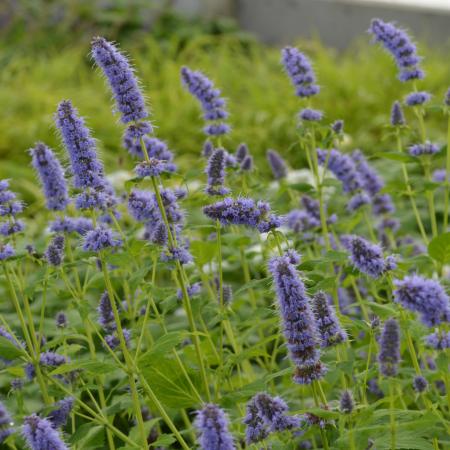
0;16;449;450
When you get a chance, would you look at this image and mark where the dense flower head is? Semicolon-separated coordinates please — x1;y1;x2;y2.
432;169;448;183
97;291;116;331
347;192;371;212
45;234;65;267
123;133;174;164
372;193;395;215
74;190;108;210
177;282;202;300
312;292;347;347
236;143;248;162
266;149;287;180
445;87;450;106
369;18;424;82
286;209;320;233
203;197;281;233
105;329;131;350
413;376;428;393
195;403;235;450
40;351;68;368
240;155;253;171
30;142;69;211
55;312;68;329
0;220;25;237
49;216;93;235
23;414;69;450
378;318;401;377
281;46;320;97
351;150;384;196
203;140;214;158
299;108;323;122
425;331;450;350
160;245;193;265
408;142;440;157
268;251;325;384
135;158;176;178
331;120;344;134
317;148;362;193
82;225;122;252
47;397;74;428
405;91;431;106
243;397;269;444
214;278;233;306
0;243;15;260
394;275;450;327
339;390;354;414
0;401;14;443
181;66;229;136
342;234;393;278
205;149;229;196
91;37;149;123
55;100;105;190
390;101;406;126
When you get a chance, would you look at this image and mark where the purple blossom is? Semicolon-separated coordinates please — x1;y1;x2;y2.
205;149;229;196
390;101;406;126
203;197;281;233
91;37;149;124
268;251;325;384
425;331;450;350
128;189;156;222
0;243;15;260
281;46;320;97
47;397;74;428
243;397;269;444
74;190;107;210
339;390;354;413
82;226;122;252
342;235;393;278
55;100;105;190
135;158;176;178
181;67;229;136
236;143;248;162
0;220;25;236
267;149;287;180
351;150;384;196
105;329;131;350
214;278;233;306
408;142;441;157
240;155;253;172
331;120;344;134
23;414;68;450
195;404;235;450
299;108;323;122
0;401;14;443
45;234;65;267
30;143;69;211
432;169;448;183
347;192;371;212
55;312;68;329
369;18;424;82
203;141;214;158
160;245;193;265
405;91;431;106
412;376;428;393
312;292;347;347
378;318;400;377
317;148;362;193
177;282;202;300
445;88;450;106
394;275;450;327
97;291;116;331
286;209;319;233
372;193;395;215
49;217;93;235
40;351;68;368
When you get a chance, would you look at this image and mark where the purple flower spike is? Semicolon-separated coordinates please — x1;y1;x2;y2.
339;390;354;414
195;404;235;450
82;226;122;252
445;88;450;106
243;397;269;444
0;401;14;443
47;397;74;428
236;143;248;162
394;275;450;327
331;120;344;134
55;100;105;190
30;143;69;211
281;46;320;97
267;149;287;180
425;331;450;350
372;193;395;215
23;414;68;450
97;291;116;331
378;318;400;377
45;235;65;267
405;91;431;106
369;18;424;82
0;243;15;260
347;192;371;212
351;150;384;196
390;101;406;126
299;108;323;122
268;251;325;384
413;376;428;393
91;37;149;124
253;393;300;432
205;149;229;196
408;142;441;157
240;155;253;172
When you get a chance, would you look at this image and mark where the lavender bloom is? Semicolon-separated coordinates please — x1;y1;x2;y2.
135;158;176;178
368;378;384;398
105;329;131;350
445;88;450;106
177;282;202;300
405;91;431;106
281;46;320;97
11;378;24;391
347;192;371;212
195;404;235;450
91;37;149;124
145;221;168;246
82;226;122;252
433;169;448;182
56;100;105;191
343;235;394;278
240;155;253;172
394;275;450;327
378;318;401;377
214;278;233;306
268;251;325;384
0;243;15;260
317;148;362;193
181;67;229;136
0;401;13;443
372;193;395;215
253;393;300;432
339;390;354;414
47;397;74;428
286;209;319;232
299;108;323;122
203;141;214;158
236;143;248;163
128;189;156;222
369;18;424;82
44;235;65;267
351;150;384;196
425;331;450;350
30;143;69;211
267;150;287;180
408;142;441;157
0;220;25;236
75;190;107;210
206;149;229;196
312;292;347;347
55;312;68;329
50;217;93;235
160;245;193;265
40;352;67;369
123;134;175;168
203;197;281;233
97;291;116;331
23;414;68;450
331;120;344;134
390;101;406;126
413;376;428;393
243;397;269;444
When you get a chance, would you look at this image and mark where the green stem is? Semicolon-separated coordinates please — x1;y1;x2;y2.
443;114;450;232
389;380;396;450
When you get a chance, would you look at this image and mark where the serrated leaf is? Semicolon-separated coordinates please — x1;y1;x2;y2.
428;232;450;264
138;331;187;367
50;360;117;376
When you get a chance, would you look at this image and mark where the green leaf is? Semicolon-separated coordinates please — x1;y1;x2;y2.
138;331;187;367
379;152;416;163
0;335;25;359
151;434;176;447
189;240;217;265
50;360;117;376
428;232;450;264
288;182;315;193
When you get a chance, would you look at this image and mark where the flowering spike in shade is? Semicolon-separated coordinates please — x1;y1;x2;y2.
30;142;69;211
23;414;69;450
205;149;229;196
378;318;400;377
339;390;354;414
390;101;406;126
266;149;287;180
0;401;14;443
47;397;74;428
91;37;149;124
